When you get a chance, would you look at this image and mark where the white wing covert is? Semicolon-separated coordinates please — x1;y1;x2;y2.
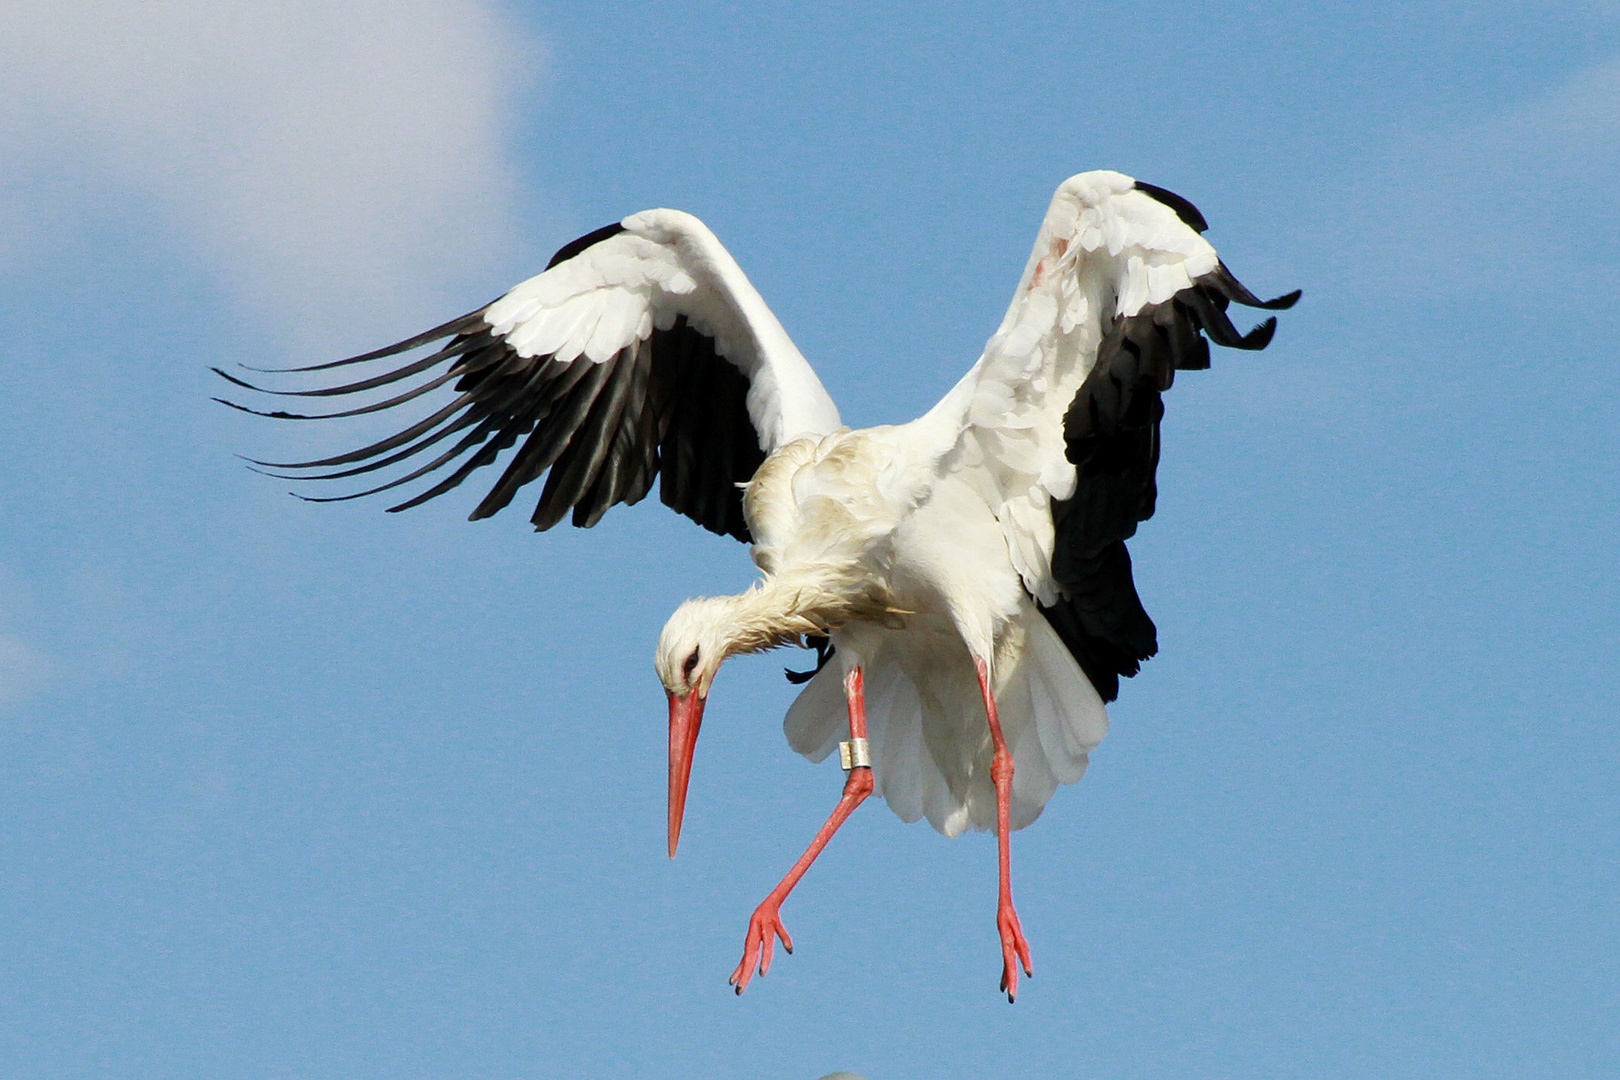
935;170;1299;700
218;211;841;542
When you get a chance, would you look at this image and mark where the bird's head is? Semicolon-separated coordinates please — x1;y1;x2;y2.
655;596;738;859
655;596;734;700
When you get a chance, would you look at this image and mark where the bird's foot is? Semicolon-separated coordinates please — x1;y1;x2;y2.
729;898;793;995
997;899;1033;1003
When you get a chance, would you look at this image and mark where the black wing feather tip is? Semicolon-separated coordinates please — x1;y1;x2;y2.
1241;316;1279;350
545;222;627;269
243;463;300;480
291;490;376;504
219;364;414;400
1132;180;1209;233
1210;262;1303;312
241;309;491;374
236;343;481;399
1186;287;1271;350
214;397;322;421
212;367;263;392
214;360;466;419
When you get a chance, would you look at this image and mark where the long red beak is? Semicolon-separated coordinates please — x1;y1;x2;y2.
667;689;706;858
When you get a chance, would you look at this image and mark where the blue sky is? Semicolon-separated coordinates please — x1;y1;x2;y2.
1;2;1616;1078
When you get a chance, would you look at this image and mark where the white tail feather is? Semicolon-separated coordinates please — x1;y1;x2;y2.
782;607;1109;837
1024;610;1107;782
782;660;844;762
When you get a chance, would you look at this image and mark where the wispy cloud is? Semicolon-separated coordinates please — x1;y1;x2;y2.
0;1;545;349
1432;57;1620;267
1318;53;1620;309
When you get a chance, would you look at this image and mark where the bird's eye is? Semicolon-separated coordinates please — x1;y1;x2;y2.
682;648;701;680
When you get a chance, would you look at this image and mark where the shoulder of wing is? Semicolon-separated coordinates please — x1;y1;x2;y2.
484;210;838;444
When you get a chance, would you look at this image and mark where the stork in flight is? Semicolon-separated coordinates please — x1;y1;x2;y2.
220;170;1298;1001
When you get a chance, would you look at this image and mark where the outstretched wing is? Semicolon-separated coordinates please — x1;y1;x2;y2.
218;210;841;542
932;170;1299;700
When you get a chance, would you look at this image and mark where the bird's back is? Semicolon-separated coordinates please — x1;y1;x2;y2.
743;425;926;585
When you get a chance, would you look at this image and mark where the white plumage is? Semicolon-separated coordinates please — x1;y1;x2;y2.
222;169;1298;1001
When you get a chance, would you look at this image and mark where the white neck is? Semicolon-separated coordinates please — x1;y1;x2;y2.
716;569;899;657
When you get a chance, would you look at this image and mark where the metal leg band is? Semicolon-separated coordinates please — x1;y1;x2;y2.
838;737;872;771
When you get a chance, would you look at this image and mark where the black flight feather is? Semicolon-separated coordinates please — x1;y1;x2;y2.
224;222;764;543
1039;257;1298;702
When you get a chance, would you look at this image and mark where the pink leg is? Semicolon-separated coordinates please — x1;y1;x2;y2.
730;666;873;994
976;656;1033;1002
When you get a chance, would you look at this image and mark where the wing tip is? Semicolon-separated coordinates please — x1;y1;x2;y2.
213;396;318;421
1263;288;1303;311
1240;315;1279;350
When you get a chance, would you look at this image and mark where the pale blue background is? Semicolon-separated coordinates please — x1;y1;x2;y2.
0;3;1615;1078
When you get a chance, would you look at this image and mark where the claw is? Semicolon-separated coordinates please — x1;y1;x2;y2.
729;900;793;994
997;902;1033;1002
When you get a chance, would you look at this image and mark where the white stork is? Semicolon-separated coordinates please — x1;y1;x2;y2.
220;170;1298;1001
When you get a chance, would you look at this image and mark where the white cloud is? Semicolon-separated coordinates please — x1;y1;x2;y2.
0;0;544;349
